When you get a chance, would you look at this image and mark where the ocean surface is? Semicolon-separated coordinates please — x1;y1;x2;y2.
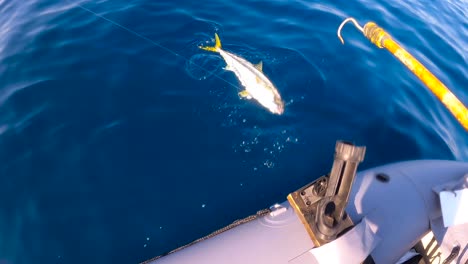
0;0;467;263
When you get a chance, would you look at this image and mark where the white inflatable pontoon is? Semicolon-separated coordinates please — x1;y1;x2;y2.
144;141;468;264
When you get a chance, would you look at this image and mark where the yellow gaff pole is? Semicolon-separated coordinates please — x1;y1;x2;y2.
337;18;468;131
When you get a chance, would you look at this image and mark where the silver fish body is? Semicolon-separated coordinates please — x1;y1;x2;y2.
200;33;284;115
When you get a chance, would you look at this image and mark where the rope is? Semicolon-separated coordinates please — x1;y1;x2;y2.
141;208;272;263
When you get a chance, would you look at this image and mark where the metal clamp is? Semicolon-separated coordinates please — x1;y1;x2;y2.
287;140;365;246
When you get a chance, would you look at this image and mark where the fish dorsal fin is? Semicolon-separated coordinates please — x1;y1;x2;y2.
254;61;263;71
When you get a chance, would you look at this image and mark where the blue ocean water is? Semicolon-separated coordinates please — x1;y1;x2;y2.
0;0;466;263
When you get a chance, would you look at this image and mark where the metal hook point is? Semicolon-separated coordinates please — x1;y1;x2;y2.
337;18;364;45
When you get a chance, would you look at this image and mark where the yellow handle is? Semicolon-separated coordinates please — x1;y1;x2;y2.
338;18;468;131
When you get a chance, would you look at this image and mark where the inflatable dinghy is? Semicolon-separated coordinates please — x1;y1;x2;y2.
144;141;468;264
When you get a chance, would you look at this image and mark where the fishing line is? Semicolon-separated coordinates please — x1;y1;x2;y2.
68;1;240;90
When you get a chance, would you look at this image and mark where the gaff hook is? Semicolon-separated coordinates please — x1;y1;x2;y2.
337;18;364;44
336;17;468;131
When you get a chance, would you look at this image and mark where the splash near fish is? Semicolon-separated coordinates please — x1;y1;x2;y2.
199;33;285;115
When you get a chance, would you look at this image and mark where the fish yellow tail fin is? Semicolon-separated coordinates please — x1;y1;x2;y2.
199;33;222;52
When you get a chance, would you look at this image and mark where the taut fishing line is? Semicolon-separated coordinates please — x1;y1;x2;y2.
67;2;240;90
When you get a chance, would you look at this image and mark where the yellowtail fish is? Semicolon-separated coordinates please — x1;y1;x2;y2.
199;33;285;115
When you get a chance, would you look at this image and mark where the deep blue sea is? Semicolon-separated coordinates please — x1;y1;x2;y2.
0;0;467;263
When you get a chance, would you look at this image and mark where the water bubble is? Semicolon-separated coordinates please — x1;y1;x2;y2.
146;237;150;241
201;204;206;208
263;160;275;168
